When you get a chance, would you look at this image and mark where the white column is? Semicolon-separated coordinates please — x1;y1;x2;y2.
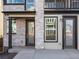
77;15;79;50
35;0;44;49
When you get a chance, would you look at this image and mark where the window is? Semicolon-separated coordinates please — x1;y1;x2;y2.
26;0;35;11
7;0;25;3
7;19;16;33
45;17;58;42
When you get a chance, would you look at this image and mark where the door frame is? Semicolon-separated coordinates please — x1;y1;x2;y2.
25;17;35;46
62;16;77;49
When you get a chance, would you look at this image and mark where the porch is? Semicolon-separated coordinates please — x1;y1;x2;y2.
3;12;36;49
8;46;35;53
8;17;35;48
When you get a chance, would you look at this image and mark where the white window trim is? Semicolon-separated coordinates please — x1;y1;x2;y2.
45;17;58;42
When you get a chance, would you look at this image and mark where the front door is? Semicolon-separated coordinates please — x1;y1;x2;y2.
63;16;77;49
26;20;35;46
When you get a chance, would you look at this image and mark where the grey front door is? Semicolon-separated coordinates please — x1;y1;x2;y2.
26;20;35;46
63;16;77;49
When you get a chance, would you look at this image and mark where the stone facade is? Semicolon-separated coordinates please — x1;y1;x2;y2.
3;5;24;11
35;0;44;49
3;17;26;47
3;0;79;50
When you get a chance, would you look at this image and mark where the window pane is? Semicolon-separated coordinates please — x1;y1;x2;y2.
26;0;35;11
45;17;57;42
7;0;12;3
15;0;24;3
12;0;16;3
27;0;34;3
7;0;24;3
12;20;16;33
26;4;34;11
46;30;56;40
7;19;16;33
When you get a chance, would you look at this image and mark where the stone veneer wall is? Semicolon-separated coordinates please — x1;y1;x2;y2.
12;19;25;46
3;5;24;11
3;0;79;50
3;17;25;47
35;0;44;49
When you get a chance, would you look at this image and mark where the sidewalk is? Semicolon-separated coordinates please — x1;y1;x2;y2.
13;49;79;59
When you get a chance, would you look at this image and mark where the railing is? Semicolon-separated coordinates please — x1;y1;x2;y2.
45;2;65;9
71;1;79;9
45;0;79;9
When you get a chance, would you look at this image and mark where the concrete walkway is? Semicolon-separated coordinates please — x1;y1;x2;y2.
13;49;79;59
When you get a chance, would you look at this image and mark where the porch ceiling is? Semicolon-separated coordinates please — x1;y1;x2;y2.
2;11;36;14
4;12;36;18
3;11;36;18
9;14;35;18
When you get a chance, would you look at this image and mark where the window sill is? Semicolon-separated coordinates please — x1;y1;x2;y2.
44;41;58;43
